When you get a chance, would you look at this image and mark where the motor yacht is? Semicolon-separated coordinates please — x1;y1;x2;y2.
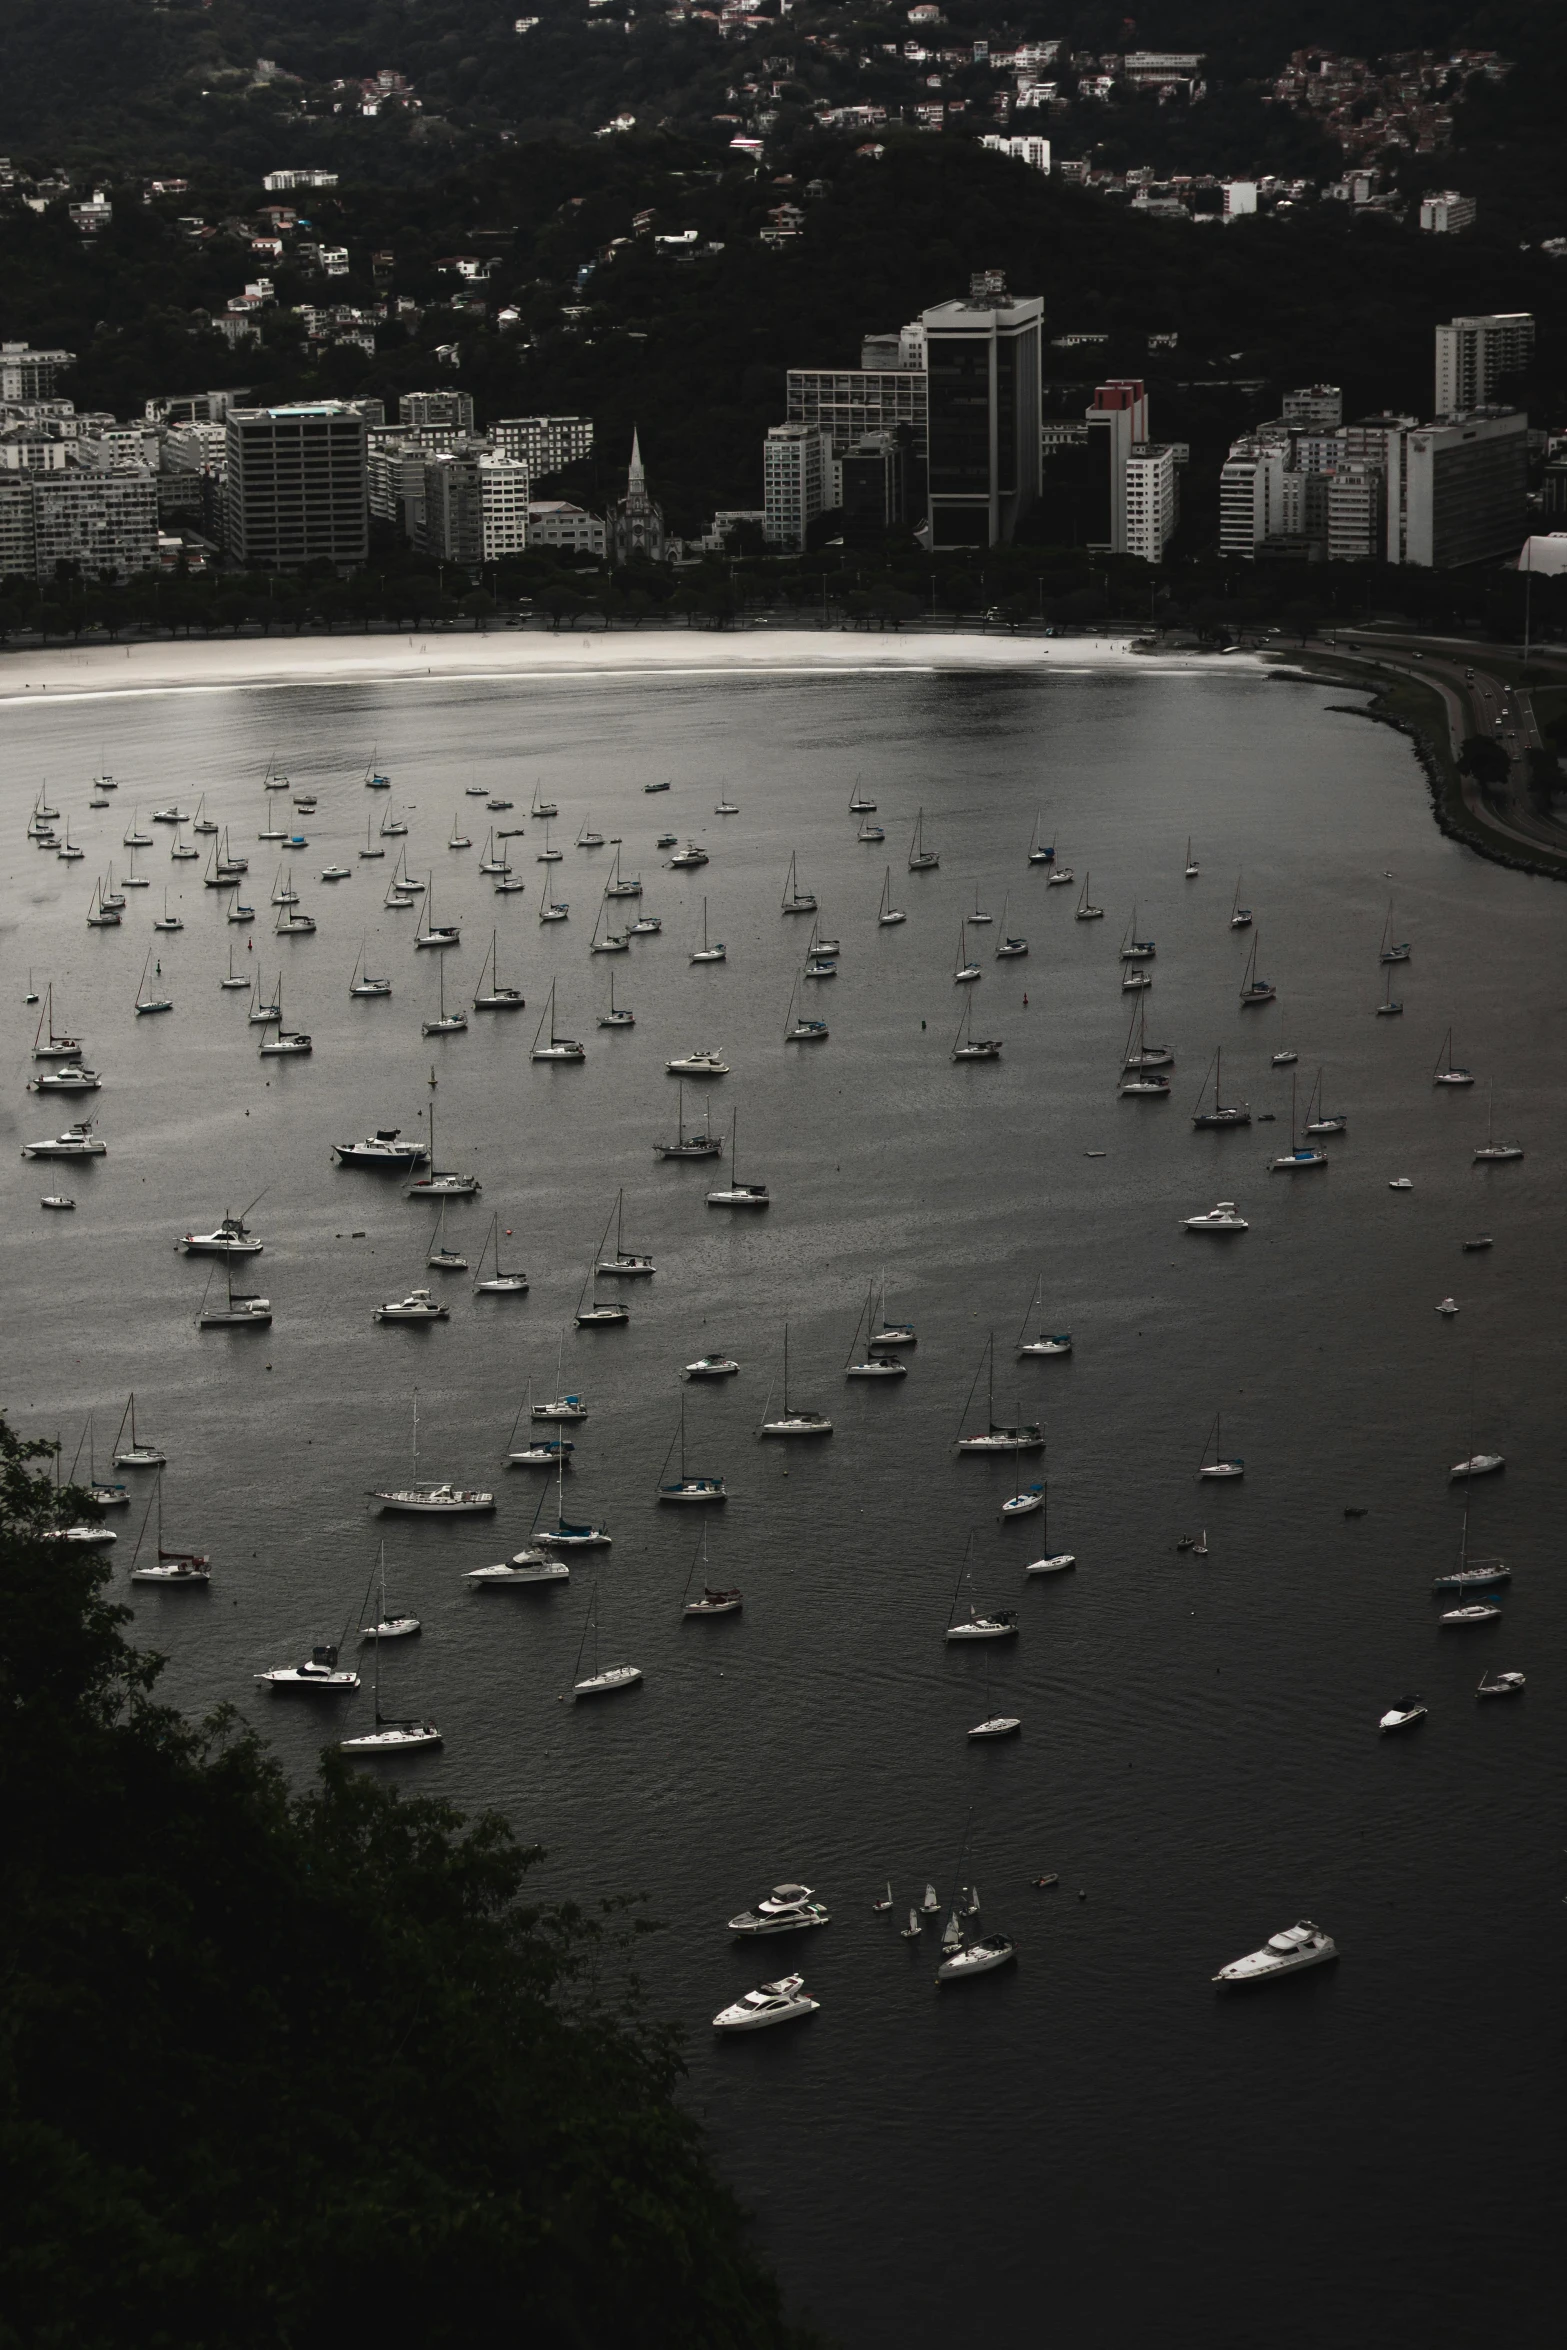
465;1552;572;1585
712;1976;820;2033
727;1884;830;1937
1184;1201;1248;1233
967;1716;1021;1740
669;842;709;869
945;1608;1019;1642
255;1644;360;1693
370;1478;494;1513
1212;1921;1336;1987
22;1122;106;1159
180;1215;264;1257
30;1065;101;1093
372;1289;450;1324
334;1129;429;1171
685;1355;740;1379
666;1048;729;1077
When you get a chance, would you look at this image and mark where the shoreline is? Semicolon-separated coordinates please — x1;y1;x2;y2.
0;625;1267;704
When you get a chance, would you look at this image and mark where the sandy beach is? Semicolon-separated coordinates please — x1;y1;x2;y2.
0;624;1262;704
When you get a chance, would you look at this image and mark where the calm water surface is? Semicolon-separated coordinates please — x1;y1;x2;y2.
2;659;1561;2346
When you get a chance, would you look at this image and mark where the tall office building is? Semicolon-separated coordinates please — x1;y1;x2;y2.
787;364;928;460
223;403;368;567
1403;409;1528;567
921;275;1043;550
763;421;836;552
1085;380;1149;554
1434;314;1533;417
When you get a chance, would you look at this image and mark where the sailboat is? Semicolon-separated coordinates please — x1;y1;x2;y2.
360;811;385;861
338;1615;442;1754
537;879;570;922
604;847;643;899
1015;1276;1071;1358
1197;1413;1244;1479
123;843;150;888
781;852;816;914
570;1580;640;1697
599;968;635;1028
1122;1007;1173;1072
421;952;467;1036
1023;1476;1076;1574
785;977;828;1043
447;810;473;852
868;1272;916;1352
1184;836;1199;878
112;1392;165;1469
956;1335;1043;1453
123;808;153;849
86;879;122;928
368;1391;495;1513
189;793;216;836
196;1257;272;1327
1238;932;1276;1005
1301;1068;1346;1136
533;1335;589;1424
471;930;524;1011
953;920;981;984
471;1214;528;1295
1229;872;1253;929
1472;1080;1524;1162
994;892;1027;958
944;1536;1018;1640
379;801;408;839
877;867;907;927
1376;958;1404;1017
1432;1488;1509;1592
531;979;586;1063
758;1324;832;1437
681;1523;742;1614
1380;903;1411;963
1074;871;1103;921
1268;1073;1328;1171
505;1380;574;1467
689;897;725;964
968;1644;1021;1738
219;942;251;992
858;817;885;843
952;998;1003;1060
575;1203;631;1326
901;1907;924;1942
349;937;392;997
907;807;939;871
530;781;558;820
577;815;606;848
478;827;510;876
1119;906;1155;961
426;1200;468;1272
127;1471;210;1583
1433;1027;1474;1087
536;819;562;864
845;1279;907;1378
657;1391;726;1502
706;1110;769;1208
248;971;280;1025
590;895;629;954
415;879;460;949
538;1441;612;1549
596;1189;654;1276
31;988;83;1061
1026;814;1054;867
654;1080;721;1158
1119;1002;1170;1096
849;782;877;814
257;976;312;1055
134;948;173;1016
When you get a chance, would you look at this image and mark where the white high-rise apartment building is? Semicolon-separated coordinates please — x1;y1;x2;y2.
1218;438;1285;553
1434;314;1533;417
1419;192;1477;233
1085;380;1149;554
763;422;836;551
1326;465;1385;561
1404;410;1528;567
477;452;530;558
1124;443;1177;561
29;465;158;581
493;415;594;476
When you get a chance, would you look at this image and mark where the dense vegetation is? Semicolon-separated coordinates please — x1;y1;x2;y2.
0;1416;818;2349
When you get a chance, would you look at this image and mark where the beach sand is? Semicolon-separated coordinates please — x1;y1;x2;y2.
0;625;1261;705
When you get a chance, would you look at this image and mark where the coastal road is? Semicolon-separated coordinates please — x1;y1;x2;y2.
1313;631;1567;863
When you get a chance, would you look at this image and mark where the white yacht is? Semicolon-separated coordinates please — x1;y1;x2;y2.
667;1048;729;1077
22;1121;106;1159
30;1065;101;1093
1449;1453;1503;1479
999;1483;1044;1519
112;1394;164;1468
1476;1671;1525;1699
1025;1551;1076;1576
936;1933;1016;1983
339;1719;443;1753
180;1214;264;1257
686;1354;740;1379
255;1644;361;1693
1439;1600;1502;1626
967;1716;1021;1741
946;1608;1018;1642
707;1107;769;1209
727;1884;830;1936
1184;1201;1248;1233
758;1327;829;1435
370;1403;494;1515
712;1976;820;2033
1212;1920;1337;1987
1378;1696;1427;1733
333;1129;429;1171
465;1552;572;1586
372;1288;449;1324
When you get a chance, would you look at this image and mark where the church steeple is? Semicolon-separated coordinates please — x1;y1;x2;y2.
628;427;645;494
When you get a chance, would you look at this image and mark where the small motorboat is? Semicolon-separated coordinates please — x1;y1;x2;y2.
372;1288;449;1323
1271;1050;1298;1067
1032;1874;1059;1890
1184;1201;1248;1234
1476;1671;1525;1700
712;1975;820;2033
1461;1236;1493;1252
684;1586;742;1617
685;1354;740;1379
1436;1298;1460;1316
1378;1696;1427;1733
1388;1177;1414;1191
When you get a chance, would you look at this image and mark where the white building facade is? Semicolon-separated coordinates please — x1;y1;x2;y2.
763;422;836;551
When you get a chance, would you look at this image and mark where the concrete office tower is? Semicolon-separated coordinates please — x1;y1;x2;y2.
789;360;928;459
1125;442;1178;560
922;274;1043;550
1434;315;1533;418
399;390;475;436
1085;380;1149;553
1282;385;1342;431
223;403;368;566
492;415;594;475
1403;410;1528;567
764;421;836;551
839;430;909;544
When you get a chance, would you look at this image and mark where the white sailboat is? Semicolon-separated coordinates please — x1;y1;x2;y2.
907;807;939;871
953;920;981;984
781;851;817;914
1015;1275;1071;1358
1074;871;1103;921
599;968;635;1028
473;1214;529;1295
952;998;1002;1060
127;1471;210;1584
473;930;525;1009
877;866;906;927
654;1080;721;1158
531;979;586;1062
944;1537;1018;1641
1197;1412;1244;1479
656;1390;726;1503
596;1188;654;1276
1238;931;1276;1005
368;1392;495;1512
574;1203;631;1326
421;953;468;1036
681;1521;742;1614
845;1279;908;1378
1472;1080;1523;1162
706;1109;769;1208
349;937;392;997
955;1335;1043;1453
571;1582;641;1697
690;896;725;963
257;976;312;1055
757;1323;832;1437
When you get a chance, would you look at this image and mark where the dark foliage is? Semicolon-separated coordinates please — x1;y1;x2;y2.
0;1418;817;2350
